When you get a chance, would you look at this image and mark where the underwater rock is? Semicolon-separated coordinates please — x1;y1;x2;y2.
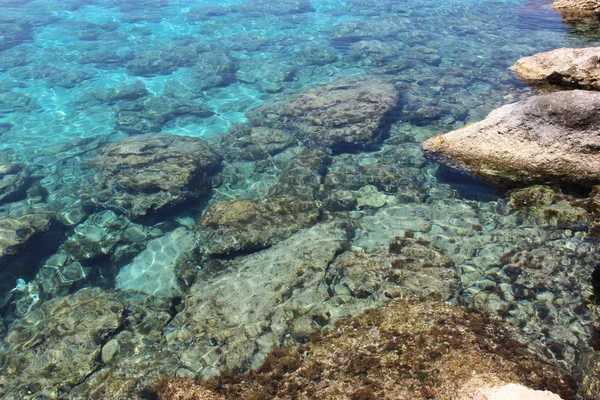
166;222;352;377
329;17;408;42
36;65;95;88
211;124;299;162
236;59;296;93
508;185;590;227
270;148;330;199
197;197;321;255
247;75;399;149
61;210;148;260
116;227;196;298
115;95;213;134
241;0;314;16
0;162;28;204
0;91;38;114
421;90;600;187
347;40;400;67
87;80;149;103
293;45;339;66
579;351;600;399
93;134;220;218
126;47;198;77
511;47;600;90
0;288;125;399
192;51;237;90
0;211;53;257
590;185;600;227
327;237;459;301
552;0;600;14
159;299;576;400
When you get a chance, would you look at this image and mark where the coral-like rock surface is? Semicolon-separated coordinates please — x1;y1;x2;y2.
511;47;600;90
93;134;220;217
421;90;600;187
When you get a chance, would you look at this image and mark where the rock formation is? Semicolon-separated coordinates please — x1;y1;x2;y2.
511;47;600;90
421;90;600;187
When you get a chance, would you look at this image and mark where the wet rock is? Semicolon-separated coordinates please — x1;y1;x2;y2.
126;47;197;77
115;95;213;134
347;40;399;66
0;211;53;257
0;288;125;399
116;227;196;298
293;45;339;66
0;162;28;204
328;237;458;301
197;197;321;255
421;90;600;187
236;59;296;93
0;91;38;114
87;80;149;103
211;124;299;162
247;75;399;149
511;47;600;90
553;0;600;14
590;185;600;227
508;185;590;227
36;65;95;88
270;148;330;198
61;210;148;260
93;134;221;218
166;223;352;376
160;299;576;400
192;51;237;90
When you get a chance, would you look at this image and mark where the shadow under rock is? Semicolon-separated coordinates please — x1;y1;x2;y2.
434;165;501;202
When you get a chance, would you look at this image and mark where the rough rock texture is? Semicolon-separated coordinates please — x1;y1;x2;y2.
458;379;564;400
0;211;53;257
421;90;600;187
328;237;459;301
589;185;600;227
0;162;28;204
511;47;600;90
0;288;125;399
553;0;600;13
247;75;399;149
508;185;590;227
211;124;299;162
93;134;220;218
197;197;321;255
158;299;576;400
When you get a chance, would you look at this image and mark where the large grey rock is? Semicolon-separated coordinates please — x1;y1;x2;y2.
93;134;221;218
421;90;600;187
511;47;600;90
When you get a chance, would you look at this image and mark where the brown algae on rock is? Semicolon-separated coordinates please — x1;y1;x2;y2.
156;299;576;400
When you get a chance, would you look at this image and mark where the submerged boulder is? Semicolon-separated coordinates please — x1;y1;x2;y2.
93;134;220;218
421;90;600;187
247;75;399;149
511;47;600;90
158;299;575;400
197;197;320;255
0;211;53;258
0;162;28;204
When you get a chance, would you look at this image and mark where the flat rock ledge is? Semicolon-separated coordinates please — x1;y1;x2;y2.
511;47;600;90
421;90;600;187
552;0;600;14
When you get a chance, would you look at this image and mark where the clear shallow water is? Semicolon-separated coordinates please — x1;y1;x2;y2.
0;0;599;398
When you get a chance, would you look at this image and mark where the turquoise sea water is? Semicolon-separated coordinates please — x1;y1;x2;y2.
0;0;599;398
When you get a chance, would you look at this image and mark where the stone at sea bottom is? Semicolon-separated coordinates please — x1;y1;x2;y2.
93;134;221;218
247;75;399;149
421;90;600;187
157;299;575;399
511;47;600;90
0;211;53;257
197;197;321;256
